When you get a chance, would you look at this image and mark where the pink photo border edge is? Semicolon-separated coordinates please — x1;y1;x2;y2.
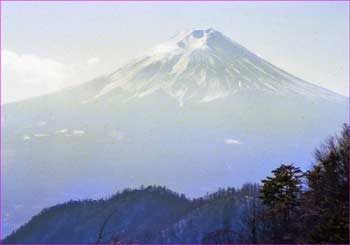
0;0;349;244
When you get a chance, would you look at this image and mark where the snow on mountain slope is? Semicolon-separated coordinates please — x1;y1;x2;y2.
93;28;344;105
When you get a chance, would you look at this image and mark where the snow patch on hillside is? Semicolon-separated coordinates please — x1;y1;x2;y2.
224;139;243;145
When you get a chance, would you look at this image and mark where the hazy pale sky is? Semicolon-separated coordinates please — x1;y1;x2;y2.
1;1;349;103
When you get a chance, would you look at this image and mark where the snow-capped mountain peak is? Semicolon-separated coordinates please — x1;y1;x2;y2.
93;28;344;105
147;29;230;54
145;28;247;61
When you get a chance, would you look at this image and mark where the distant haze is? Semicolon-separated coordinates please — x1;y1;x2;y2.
1;2;349;104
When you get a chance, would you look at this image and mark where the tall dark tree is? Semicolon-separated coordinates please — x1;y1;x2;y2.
260;164;303;243
299;124;349;244
237;183;263;244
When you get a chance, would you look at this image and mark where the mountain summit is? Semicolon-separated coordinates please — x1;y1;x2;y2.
145;28;246;57
93;28;343;105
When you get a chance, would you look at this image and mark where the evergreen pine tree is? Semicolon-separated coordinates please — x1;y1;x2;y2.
260;164;303;243
300;124;349;243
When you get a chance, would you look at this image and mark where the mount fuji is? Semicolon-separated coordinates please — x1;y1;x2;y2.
91;28;342;104
1;29;348;237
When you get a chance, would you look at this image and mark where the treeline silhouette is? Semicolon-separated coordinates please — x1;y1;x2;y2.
3;125;349;244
